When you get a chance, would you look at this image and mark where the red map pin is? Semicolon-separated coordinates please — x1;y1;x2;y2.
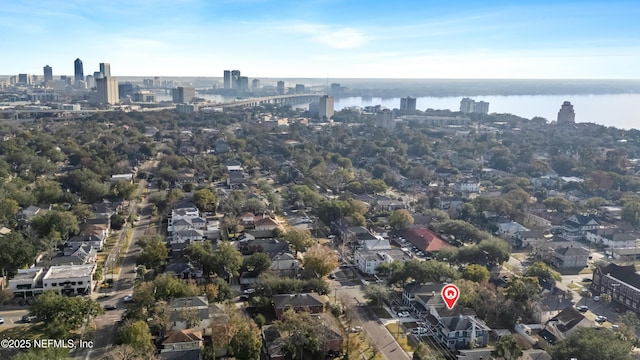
441;284;460;310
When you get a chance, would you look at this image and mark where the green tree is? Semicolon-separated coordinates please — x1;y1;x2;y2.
152;274;200;301
302;244;339;279
524;262;562;284
551;327;633;360
363;284;390;307
185;242;213;270
193;188;218;212
11;347;69;360
392;260;459;285
478;237;512;265
283;228;313;257
136;235;168;269
376;260;403;277
210;241;243;278
243;252;272;274
228;321;262;360
436;220;488;243
462;264;490;283
0;198;19;222
622;200;640;226
389;209;414;230
0;232;36;277
503;277;541;303
492;335;522;360
118;320;154;354
111;180;138;201
543;196;574;213
31;210;79;243
31;290;103;337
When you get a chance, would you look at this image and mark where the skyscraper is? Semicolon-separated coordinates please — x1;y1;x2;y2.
557;101;576;125
319;95;334;119
239;77;249;92
252;79;261;89
460;98;475;113
330;83;341;96
18;74;31;85
96;76;119;105
43;65;53;82
172;86;196;103
400;96;416;114
231;70;240;89
295;84;305;94
474;101;489;114
277;81;285;95
74;58;84;82
99;63;111;77
223;70;231;89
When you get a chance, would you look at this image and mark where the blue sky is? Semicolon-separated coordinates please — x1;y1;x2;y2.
2;0;640;78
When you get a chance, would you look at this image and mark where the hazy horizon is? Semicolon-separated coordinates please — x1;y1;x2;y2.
2;0;640;79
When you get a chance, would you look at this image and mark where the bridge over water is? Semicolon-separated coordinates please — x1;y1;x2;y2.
215;94;322;109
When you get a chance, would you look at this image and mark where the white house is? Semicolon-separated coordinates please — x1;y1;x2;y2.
454;180;480;193
169;296;211;331
497;221;530;237
354;249;411;275
585;230;639;248
168;204;201;233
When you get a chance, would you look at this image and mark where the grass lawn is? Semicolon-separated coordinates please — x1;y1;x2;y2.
370;306;393;319
567;283;582;290
385;323;417;352
0;325;71;359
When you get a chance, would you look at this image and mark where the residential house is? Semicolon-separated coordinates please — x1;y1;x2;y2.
585;229;639;248
268;252;300;278
354;249;411;275
454;180;480;193
160;329;203;355
79;223;109;243
497;221;530;238
65;234;105;253
19;205;41;220
438;196;464;211
402;283;446;314
168;203;201;234
544;306;594;343
401;227;448;255
562;214;602;236
165;260;202;281
50;244;97;266
241;212;256;229
425;307;492;350
592;263;640;313
254;216;282;232
358;238;391;251
238;238;290;257
551;246;590;269
169;296;211;332
524;213;552;232
512;230;545;249
110;173;134;183
272;293;324;319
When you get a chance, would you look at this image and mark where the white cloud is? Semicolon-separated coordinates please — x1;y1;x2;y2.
288;22;369;49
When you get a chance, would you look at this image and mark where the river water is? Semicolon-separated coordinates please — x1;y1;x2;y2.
334;94;640;129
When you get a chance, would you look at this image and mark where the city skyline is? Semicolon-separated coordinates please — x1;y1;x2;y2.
1;0;640;79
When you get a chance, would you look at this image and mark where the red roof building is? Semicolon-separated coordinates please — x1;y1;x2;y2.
402;227;447;253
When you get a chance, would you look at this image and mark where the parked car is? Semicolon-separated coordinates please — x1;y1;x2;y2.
104;304;117;311
0;317;4;324
593;296;601;302
21;315;37;323
243;288;256;294
329;273;336;280
411;327;428;335
415;321;426;327
398;311;411;318
595;315;608;323
576;306;588;312
123;295;134;303
350;326;363;333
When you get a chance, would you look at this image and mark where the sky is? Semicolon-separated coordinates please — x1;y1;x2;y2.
2;0;640;79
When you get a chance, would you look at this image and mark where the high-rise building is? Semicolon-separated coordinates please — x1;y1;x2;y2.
223;70;231;89
118;83;134;98
277;81;285;95
96;76;119;105
231;70;241;89
172;86;196;103
460;98;475;113
375;109;395;130
239;77;249;92
330;83;341;96
557;101;576;125
295;84;305;94
252;79;261;89
400;96;416;114
43;65;53;82
74;58;84;82
18;74;31;85
93;71;102;80
85;75;95;88
319;95;334;119
474;101;489;114
99;63;111;77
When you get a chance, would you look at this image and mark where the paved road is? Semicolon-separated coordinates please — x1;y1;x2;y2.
72;176;156;360
0;309;30;328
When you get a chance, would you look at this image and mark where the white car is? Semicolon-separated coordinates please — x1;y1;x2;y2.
415;321;426;327
593;296;601;302
243;288;256;294
411;327;428;335
398;311;411;318
350;326;363;333
0;317;4;324
595;315;608;323
123;295;134;303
